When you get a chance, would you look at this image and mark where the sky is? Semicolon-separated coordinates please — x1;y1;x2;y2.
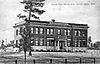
0;0;100;44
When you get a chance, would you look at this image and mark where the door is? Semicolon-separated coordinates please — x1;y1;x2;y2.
59;41;65;49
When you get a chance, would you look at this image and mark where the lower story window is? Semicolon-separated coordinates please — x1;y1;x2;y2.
47;40;54;46
35;38;38;46
75;40;78;47
67;39;71;47
31;40;34;46
78;41;81;47
40;38;44;46
47;41;49;46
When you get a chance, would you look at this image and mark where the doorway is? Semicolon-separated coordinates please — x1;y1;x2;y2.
59;41;65;50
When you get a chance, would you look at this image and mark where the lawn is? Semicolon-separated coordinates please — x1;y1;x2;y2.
0;51;100;64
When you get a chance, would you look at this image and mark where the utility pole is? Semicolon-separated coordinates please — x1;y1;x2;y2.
27;0;32;56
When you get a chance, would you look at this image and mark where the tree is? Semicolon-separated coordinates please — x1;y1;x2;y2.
88;36;92;47
17;0;45;57
88;36;92;43
17;0;45;20
94;41;100;48
1;40;5;49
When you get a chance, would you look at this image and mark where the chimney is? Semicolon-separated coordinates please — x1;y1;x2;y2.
51;19;55;22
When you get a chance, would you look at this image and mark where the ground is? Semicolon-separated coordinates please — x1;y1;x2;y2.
0;51;100;64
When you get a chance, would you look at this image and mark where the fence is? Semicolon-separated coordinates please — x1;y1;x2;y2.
0;57;99;64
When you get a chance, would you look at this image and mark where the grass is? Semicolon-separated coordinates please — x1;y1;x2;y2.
0;51;100;64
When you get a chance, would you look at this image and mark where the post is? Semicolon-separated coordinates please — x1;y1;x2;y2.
33;59;35;64
94;58;95;64
50;59;52;64
15;60;17;64
80;58;82;64
65;58;67;63
24;47;26;64
28;2;32;56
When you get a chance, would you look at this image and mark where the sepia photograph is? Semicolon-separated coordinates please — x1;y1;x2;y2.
0;0;100;64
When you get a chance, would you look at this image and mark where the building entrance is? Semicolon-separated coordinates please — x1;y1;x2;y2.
59;41;65;50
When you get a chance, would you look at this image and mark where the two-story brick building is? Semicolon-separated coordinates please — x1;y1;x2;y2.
13;20;89;51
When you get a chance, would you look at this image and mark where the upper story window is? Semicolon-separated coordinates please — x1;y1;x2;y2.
74;30;77;36
47;29;50;34
16;30;18;35
31;28;34;33
78;31;81;36
47;28;54;34
58;29;61;35
82;30;86;36
35;28;39;34
64;30;67;35
40;28;44;34
50;29;54;34
68;30;70;36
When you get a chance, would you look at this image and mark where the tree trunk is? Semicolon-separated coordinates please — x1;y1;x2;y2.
29;46;32;56
24;49;26;64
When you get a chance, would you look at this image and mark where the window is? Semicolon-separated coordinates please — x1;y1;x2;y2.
78;31;80;36
83;41;86;47
47;38;54;46
31;40;33;43
68;43;70;47
47;29;50;34
16;40;18;47
47;41;49;46
16;30;18;35
74;30;77;36
64;30;67;35
56;41;58;46
58;29;61;35
40;38;44;46
31;28;33;33
31;40;34;46
35;28;38;34
40;28;43;34
82;30;86;36
47;28;54;34
78;40;80;47
67;39;71;47
51;40;54;46
35;38;38;46
50;29;54;34
68;30;70;36
75;40;78;47
49;40;54;46
20;27;23;34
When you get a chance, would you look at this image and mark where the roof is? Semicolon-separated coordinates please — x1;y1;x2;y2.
13;20;89;28
30;20;88;26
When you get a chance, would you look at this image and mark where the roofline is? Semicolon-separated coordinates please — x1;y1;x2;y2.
29;20;89;26
13;20;89;28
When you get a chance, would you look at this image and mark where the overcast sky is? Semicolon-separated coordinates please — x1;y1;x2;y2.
0;0;100;43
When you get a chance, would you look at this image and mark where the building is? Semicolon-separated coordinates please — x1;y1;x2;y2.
13;20;89;51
